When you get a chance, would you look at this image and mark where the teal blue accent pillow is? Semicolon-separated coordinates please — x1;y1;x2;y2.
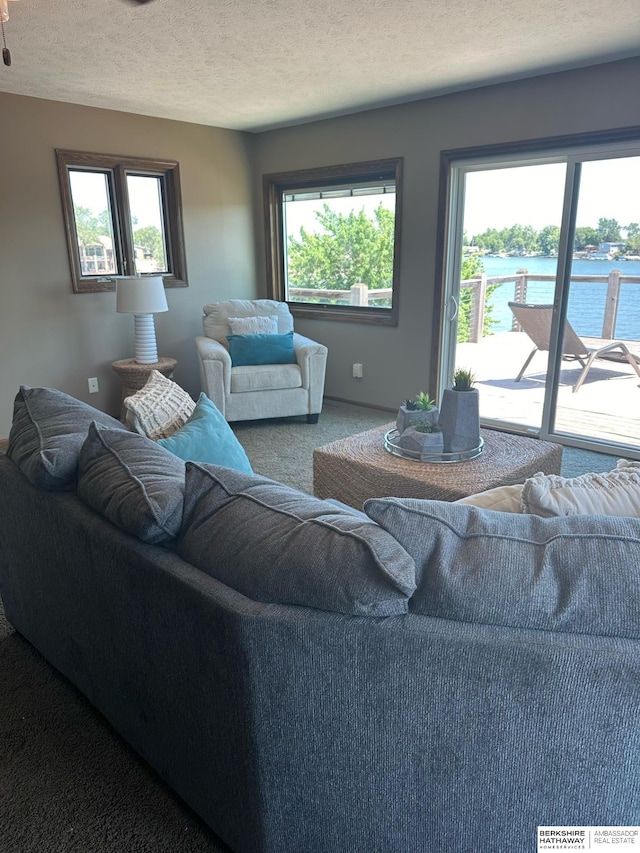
158;393;253;473
226;331;297;366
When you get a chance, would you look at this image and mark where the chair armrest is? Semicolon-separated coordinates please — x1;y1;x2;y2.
195;335;231;411
196;335;231;364
293;333;328;360
293;333;328;412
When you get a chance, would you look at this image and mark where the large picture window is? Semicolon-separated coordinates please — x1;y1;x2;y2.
264;158;403;325
56;150;188;293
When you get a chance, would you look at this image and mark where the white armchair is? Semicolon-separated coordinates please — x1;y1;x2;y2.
195;299;328;423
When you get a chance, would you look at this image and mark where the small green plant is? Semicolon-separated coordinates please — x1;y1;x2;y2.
414;422;441;433
402;392;436;410
414;391;437;411
452;368;476;392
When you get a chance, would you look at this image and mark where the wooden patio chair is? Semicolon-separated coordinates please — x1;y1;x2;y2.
508;301;640;393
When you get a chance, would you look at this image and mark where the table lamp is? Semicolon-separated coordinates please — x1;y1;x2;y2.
116;276;168;364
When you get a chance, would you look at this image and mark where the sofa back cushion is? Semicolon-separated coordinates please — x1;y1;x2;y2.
77;422;185;544
202;299;293;347
177;463;416;616
7;385;125;490
365;497;640;638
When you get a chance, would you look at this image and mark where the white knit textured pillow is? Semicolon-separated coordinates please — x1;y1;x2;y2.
522;468;640;518
228;316;278;335
124;370;195;441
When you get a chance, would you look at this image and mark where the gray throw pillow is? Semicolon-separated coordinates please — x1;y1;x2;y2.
7;385;125;490
364;496;640;638
177;463;416;616
77;422;185;544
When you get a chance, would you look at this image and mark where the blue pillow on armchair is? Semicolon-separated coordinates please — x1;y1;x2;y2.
158;393;252;473
226;331;297;366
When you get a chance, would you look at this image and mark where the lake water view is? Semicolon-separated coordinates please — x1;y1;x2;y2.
478;256;640;340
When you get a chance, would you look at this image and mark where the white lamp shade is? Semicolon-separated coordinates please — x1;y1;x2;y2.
116;276;168;315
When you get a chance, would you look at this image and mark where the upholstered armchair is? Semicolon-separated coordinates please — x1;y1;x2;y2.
195;299;328;423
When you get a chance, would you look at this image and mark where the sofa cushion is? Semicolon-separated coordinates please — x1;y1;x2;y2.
228;315;278;335
124;370;195;440
230;364;302;394
227;332;297;367
7;385;125;491
203;298;293;344
77;422;185;544
364;496;640;638
158;393;252;473
454;483;524;512
177;464;416;616
522;468;640;517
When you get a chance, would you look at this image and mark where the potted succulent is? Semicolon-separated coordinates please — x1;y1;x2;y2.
438;368;480;453
398;420;444;455
396;391;439;434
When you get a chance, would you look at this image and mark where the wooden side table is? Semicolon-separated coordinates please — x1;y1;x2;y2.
112;357;177;423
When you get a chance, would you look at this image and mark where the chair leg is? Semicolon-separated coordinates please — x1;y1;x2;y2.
623;351;640;381
572;353;599;392
573;344;640;393
307;413;320;424
515;348;538;382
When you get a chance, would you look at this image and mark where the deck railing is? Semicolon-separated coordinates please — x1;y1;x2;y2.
289;270;639;341
462;269;640;343
288;284;392;306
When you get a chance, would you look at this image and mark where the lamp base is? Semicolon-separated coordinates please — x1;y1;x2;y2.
133;314;159;364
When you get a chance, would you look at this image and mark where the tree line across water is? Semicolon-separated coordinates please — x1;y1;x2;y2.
466;217;640;256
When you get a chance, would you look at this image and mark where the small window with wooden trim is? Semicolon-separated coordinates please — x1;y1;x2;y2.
264;158;403;324
56;149;188;293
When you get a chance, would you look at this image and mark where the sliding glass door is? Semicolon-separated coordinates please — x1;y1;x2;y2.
440;139;640;457
553;155;640;449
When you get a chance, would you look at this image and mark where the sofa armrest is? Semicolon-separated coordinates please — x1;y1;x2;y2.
195;335;231;414
293;333;328;413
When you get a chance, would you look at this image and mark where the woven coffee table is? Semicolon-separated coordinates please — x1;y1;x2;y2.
313;424;563;509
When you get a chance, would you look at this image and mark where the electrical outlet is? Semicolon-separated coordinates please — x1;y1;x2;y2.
352;363;363;379
88;377;99;394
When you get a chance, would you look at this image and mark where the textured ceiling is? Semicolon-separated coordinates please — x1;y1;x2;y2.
0;0;639;132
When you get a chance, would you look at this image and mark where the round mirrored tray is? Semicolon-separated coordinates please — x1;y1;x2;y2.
384;429;484;463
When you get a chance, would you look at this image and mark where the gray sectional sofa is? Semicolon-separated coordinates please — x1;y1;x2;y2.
1;386;639;853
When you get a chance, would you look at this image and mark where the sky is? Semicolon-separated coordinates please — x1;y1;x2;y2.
69;171;163;230
284;193;396;239
463;158;640;237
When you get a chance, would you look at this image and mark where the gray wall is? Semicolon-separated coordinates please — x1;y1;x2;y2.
251;57;640;410
1;57;639;436
0;92;257;436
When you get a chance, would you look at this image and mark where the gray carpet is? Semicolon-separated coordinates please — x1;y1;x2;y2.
231;398;392;494
0;609;231;852
0;401;623;851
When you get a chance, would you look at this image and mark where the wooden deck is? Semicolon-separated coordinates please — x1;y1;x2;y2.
456;331;640;454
